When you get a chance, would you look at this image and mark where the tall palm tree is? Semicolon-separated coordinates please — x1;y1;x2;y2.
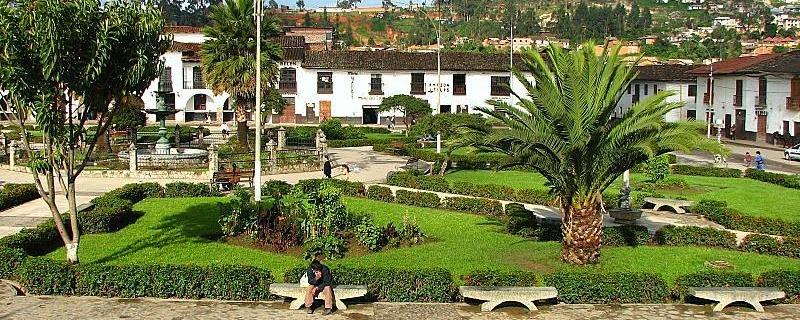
477;43;715;265
200;0;282;149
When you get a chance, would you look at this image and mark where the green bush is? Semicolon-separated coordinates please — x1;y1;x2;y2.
354;218;386;251
644;155;671;182
442;197;504;215
758;270;800;303
366;185;394;202
692;200;800;237
102;182;164;203
0;218;64;255
395;190;441;208
513;188;555;205
164;182;221;198
745;168;800;189
462;270;537;286
544;272;670;303
79;198;137;234
779;237;800;258
303;235;347;260
418;175;451;193
16;257;77;295
295;179;366;197
0;183;39;211
386;171;421;189
75;264;273;300
739;234;780;255
261;180;293;199
670;165;742;178
283;265;454;302
449;181;514;200
603;225;652;247
320;119;365;140
654;225;737;248
0;246;26;279
673;271;754;301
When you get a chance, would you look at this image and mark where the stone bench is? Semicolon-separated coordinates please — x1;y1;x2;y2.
269;283;367;310
643;197;694;214
459;286;558;312
689;287;786;312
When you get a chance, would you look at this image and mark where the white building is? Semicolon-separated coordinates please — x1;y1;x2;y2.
713;16;740;29
774;13;800;30
615;65;698;122
688;52;800;144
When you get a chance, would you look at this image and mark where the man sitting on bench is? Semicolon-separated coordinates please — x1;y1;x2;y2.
303;259;335;315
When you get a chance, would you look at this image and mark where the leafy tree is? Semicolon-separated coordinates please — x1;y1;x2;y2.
269;0;278;9
201;0;283;149
112;101;147;140
764;23;778;37
474;43;718;264
411;113;489;175
626;1;640;36
262;88;286;125
377;94;432;136
0;0;169;263
641;7;652;29
303;11;313;26
612;3;626;36
296;0;305;10
322;7;331;28
516;9;540;36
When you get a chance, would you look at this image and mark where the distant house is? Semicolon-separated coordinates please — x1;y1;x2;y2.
712;16;740;29
283;26;334;51
615;65;698;122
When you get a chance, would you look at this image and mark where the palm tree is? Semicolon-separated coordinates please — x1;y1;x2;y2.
200;0;282;149
477;43;714;265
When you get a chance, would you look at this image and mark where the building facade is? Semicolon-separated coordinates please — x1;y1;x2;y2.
614;65;698;123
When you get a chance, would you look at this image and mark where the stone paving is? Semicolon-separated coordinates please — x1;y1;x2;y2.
1;296;799;319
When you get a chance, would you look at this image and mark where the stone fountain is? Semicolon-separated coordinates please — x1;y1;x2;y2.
608;170;643;223
146;88;179;155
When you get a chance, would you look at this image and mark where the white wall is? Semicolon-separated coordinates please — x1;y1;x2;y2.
615;80;696;122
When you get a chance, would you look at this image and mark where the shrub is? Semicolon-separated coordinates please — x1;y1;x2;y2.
396;216;426;245
739;234;780;255
75;264;273;300
103;182;164;203
79;198;137;234
283;266;454;302
670;165;742;178
654;225;737;248
449;181;514;200
395;190;441;208
303;234;347;260
417;175;451;193
745;168;800;189
0;246;26;279
320;119;365;140
758;270;800;303
261;180;293;199
164;182;221;198
692;200;800;237
462;270;537;286
513;188;555;205
442;197;504;215
644;155;671;182
779;237;800;258
0;183;39;211
544;272;670;303
366;185;394;202
0;219;64;255
295;179;366;197
16;257;77;295
603;225;652;247
386;170;421;189
354;218;386;251
673;271;754;301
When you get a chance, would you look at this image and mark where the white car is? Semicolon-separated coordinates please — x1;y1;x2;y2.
786;144;800;161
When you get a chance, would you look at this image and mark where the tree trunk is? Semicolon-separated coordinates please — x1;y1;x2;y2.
235;106;249;150
66;242;79;263
560;200;603;265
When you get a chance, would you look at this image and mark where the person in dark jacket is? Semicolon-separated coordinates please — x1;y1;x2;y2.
323;156;332;178
304;259;335;314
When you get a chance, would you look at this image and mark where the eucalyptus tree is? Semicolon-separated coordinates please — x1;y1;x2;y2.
476;44;720;265
0;0;170;263
377;94;432;136
200;0;282;149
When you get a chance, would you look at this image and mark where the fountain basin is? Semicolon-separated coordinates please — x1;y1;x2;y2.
119;148;208;168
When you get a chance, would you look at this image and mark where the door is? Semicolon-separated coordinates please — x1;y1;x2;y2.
724;114;732;138
757;114;767;141
362;106;378;124
439;105;451;114
319;101;332;122
277;97;295;124
306;104;317;124
735;109;746;140
784;121;791;147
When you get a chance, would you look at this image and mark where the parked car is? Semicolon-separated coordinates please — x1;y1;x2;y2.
786;143;800;161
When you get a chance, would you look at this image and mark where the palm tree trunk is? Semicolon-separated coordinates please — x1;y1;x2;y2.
560;199;603;265
235;105;249;150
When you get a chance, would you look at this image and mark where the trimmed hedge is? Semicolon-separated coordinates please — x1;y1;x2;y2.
739;234;781;255
164;182;221;198
654;225;737;249
295;179;366;197
758;270;800;303
395;190;441;208
544;272;670;304
0;246;26;279
670;165;742;178
16;257;77;295
283;265;454;302
513;188;555;206
672;271;754;301
449;181;513;200
76;264;273;300
603;225;652;247
0;218;66;256
745;168;800;189
462;269;537;286
102;182;164;203
0;183;39;211
366;185;394;202
692;200;800;237
442;197;504;216
78;197;137;234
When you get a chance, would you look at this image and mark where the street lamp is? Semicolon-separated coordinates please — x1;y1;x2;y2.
254;0;263;200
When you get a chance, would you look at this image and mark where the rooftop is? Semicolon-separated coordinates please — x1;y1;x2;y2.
687;54;778;75
634;65;697;82
302;51;528;72
741;50;800;74
164;26;202;34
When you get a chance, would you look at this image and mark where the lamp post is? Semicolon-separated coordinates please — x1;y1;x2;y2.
698;43;715;139
254;0;262;200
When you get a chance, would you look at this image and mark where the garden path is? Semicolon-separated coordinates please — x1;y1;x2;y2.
2;296;799;319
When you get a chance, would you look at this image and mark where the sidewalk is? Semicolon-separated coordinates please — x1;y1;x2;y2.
723;138;792;152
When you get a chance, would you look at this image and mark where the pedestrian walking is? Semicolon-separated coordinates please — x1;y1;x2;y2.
743;152;753;168
730;124;736;140
754;151;766;170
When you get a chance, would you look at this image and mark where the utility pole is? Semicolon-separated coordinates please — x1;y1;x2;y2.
509;9;514;106
254;0;263;200
435;9;442;115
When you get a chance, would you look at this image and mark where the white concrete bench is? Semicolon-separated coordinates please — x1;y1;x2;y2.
459;286;558;312
643;197;694;214
689;287;786;312
269;283;367;310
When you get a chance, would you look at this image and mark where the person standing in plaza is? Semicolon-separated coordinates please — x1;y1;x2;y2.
323;156;332;178
754;151;766;170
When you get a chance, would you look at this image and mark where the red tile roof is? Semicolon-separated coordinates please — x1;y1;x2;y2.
635;65;697;82
302;51;528;72
171;42;201;62
164;26;202;34
741;50;800;74
687;54;778;75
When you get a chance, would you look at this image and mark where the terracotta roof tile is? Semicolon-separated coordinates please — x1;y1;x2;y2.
164;26;202;34
171;42;201;62
635;65;697;82
302;51;528;72
740;50;800;74
687;54;778;75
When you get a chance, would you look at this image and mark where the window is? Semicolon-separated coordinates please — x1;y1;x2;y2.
370;74;383;95
734;79;743;106
633;84;640;103
193;67;205;89
159;67;172;92
654;84;659;93
411;73;425;95
453;74;466;95
687;110;696;120
490;76;510;96
279;68;297;93
317;72;333;94
644;84;649;95
193;95;206;110
757;77;767;106
688;85;697;97
627;85;631;94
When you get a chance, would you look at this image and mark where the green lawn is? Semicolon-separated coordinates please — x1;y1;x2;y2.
444;170;800;222
49;197;799;283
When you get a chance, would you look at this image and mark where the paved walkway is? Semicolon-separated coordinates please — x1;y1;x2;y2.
1;296;799;319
